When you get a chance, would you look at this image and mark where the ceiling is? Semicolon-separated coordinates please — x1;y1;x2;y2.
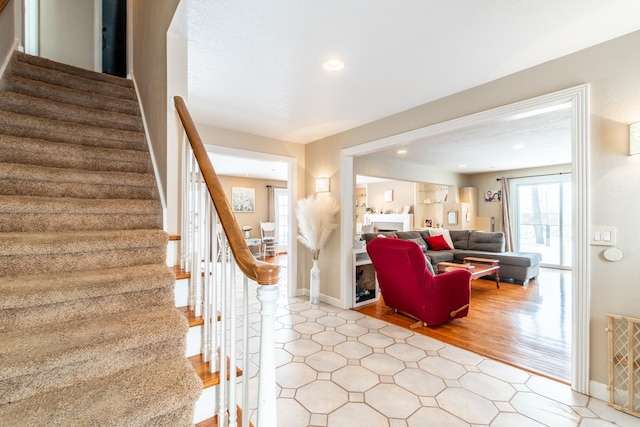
183;1;640;177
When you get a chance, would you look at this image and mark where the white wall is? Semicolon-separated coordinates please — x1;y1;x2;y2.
39;0;96;70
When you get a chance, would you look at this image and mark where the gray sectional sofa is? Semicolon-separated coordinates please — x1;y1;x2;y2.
362;229;542;285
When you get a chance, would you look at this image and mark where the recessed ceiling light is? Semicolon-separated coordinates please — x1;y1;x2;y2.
323;57;345;72
397;149;407;155
458;164;467;168
512;144;525;150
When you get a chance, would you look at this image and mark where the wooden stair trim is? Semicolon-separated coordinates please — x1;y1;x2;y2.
177;306;204;327
177;305;220;326
195;406;253;427
173;265;190;280
188;354;243;389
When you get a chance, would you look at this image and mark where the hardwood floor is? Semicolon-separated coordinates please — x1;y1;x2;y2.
354;268;572;383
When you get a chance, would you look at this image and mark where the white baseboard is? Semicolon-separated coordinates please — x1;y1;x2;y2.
129;72;168;215
299;288;342;307
589;380;608;402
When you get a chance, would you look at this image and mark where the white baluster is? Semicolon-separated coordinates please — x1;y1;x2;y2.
242;275;250;427
256;285;279;426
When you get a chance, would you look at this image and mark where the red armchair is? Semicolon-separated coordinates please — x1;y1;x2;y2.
366;237;472;326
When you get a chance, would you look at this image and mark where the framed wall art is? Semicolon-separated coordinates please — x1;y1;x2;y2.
484;189;501;202
231;187;255;212
447;210;458;225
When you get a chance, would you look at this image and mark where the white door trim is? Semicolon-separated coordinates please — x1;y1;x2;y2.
340;84;590;394
204;144;298;300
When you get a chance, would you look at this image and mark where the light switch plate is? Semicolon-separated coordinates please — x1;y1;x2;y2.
590;226;616;246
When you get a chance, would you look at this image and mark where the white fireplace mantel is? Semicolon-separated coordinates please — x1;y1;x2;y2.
363;214;413;232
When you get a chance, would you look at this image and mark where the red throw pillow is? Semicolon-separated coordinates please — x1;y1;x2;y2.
426;234;451;251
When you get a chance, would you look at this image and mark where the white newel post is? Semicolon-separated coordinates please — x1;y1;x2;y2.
310;259;320;304
256;284;279;426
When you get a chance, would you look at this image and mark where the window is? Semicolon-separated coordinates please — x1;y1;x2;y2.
514;175;571;268
275;188;289;252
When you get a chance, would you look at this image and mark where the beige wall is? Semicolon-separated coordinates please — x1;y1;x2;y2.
0;0;16;66
307;30;640;385
218;176;287;240
39;0;95;70
131;0;180;209
366;180;414;214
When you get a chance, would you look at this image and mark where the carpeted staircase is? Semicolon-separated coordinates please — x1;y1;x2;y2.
0;52;201;425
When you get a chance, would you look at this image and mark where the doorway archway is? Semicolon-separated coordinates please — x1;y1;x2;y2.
340;84;590;393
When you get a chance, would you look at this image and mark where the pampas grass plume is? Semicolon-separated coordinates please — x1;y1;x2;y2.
296;194;339;260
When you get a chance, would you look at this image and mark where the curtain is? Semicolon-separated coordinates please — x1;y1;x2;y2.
267;185;275;222
500;177;515;252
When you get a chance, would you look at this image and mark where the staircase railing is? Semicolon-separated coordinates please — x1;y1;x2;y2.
174;96;280;426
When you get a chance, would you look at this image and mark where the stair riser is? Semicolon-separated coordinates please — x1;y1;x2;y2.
0;287;174;332
1;246;167;277
0;337;186;405
0;92;144;132
1;180;157;200
5;75;140;116
9;61;137;101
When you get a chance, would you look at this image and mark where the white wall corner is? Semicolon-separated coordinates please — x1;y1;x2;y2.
0;38;18;80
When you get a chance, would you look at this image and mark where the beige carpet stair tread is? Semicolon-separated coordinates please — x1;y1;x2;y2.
0;355;202;426
0;195;160;215
0;264;174;310
0;307;187;380
0;162;155;189
0;110;147;150
0;336;186;405
15;50;134;89
0;229;168;257
0;134;152;173
10;59;136;100
0;196;162;232
0;91;144;132
4;74;140;115
0;287;174;333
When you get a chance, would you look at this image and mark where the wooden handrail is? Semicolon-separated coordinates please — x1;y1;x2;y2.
174;96;280;286
0;0;9;14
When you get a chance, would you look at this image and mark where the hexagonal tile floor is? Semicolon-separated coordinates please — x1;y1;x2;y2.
236;281;640;427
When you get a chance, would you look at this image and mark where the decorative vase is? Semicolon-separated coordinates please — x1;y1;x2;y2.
244;230;251;239
310;259;320;305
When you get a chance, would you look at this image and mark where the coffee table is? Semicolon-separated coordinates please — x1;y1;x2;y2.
437;257;500;288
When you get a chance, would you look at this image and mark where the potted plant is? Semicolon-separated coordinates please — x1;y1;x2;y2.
241;225;252;239
296;194;339;304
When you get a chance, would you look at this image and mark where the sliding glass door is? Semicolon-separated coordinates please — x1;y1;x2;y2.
514;175;572;269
